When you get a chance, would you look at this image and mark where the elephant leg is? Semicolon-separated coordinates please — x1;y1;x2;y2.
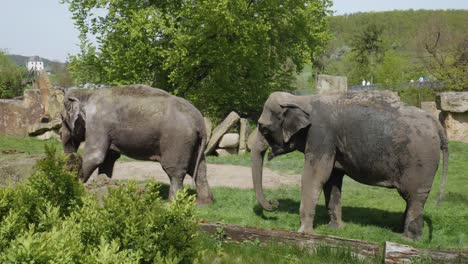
161;159;188;201
192;157;214;205
402;193;428;240
98;150;120;178
323;169;344;229
81;138;110;182
298;152;335;234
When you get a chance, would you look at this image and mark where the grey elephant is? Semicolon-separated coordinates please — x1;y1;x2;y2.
251;91;448;240
60;85;213;204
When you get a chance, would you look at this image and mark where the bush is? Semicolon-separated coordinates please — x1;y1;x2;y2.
0;146;200;263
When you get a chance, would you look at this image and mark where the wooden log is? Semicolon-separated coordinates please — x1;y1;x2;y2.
238;118;250;154
384;242;468;264
199;222;381;259
205;112;240;155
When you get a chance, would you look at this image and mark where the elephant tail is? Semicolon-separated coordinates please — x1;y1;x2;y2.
436;122;449;207
192;130;207;183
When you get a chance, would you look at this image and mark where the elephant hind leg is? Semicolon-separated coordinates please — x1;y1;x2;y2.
98;149;121;178
190;157;213;205
400;191;429;240
323;169;344;229
161;164;186;201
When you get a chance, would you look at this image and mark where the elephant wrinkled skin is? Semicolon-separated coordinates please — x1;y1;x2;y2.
60;85;213;204
251;91;448;240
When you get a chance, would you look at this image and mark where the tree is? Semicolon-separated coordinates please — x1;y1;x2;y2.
349;23;385;84
420;30;467;91
63;0;332;118
0;52;26;99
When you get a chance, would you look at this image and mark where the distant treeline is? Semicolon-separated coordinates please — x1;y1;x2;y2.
296;9;467;90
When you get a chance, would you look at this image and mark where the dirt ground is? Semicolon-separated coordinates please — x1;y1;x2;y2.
89;161;300;189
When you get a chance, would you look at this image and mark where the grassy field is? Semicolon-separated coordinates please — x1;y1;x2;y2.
1;136;467;252
202;141;468;251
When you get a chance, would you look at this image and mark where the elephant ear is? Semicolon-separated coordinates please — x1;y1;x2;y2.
66;97;82;131
280;103;311;143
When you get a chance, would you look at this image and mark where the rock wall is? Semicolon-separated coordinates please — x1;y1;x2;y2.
437;92;468;143
0;88;64;137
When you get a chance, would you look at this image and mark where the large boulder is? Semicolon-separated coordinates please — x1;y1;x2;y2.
28;118;62;136
218;133;240;148
204;117;212;144
0;88;64;137
437;92;468;143
215;148;238;156
437;92;468;113
0;155;44;186
440;112;468;143
239;118;250;154
205;112;240;154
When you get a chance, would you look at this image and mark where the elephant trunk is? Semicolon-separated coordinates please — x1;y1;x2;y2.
251;130;278;211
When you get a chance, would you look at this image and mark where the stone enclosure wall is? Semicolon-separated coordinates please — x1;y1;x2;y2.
436;92;468;143
0;88;63;138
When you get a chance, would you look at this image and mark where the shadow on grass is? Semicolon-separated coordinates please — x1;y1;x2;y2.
254;198;433;240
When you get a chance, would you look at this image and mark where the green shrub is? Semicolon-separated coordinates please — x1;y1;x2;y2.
0;146;201;263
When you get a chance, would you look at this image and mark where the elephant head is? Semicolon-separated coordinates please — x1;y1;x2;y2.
252;92;311;211
60;96;86;153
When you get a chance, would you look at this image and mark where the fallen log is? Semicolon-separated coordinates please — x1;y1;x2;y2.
199;222;382;259
384;241;468;264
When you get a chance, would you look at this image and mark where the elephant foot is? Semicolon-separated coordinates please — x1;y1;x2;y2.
327;221;343;229
196;197;214;206
297;225;314;234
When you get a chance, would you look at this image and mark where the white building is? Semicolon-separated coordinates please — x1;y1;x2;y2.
27;56;44;71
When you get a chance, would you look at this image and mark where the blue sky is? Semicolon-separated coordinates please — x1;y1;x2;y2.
0;0;466;62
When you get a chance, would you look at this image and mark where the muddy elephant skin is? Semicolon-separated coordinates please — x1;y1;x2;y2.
60;85;213;204
251;91;448;240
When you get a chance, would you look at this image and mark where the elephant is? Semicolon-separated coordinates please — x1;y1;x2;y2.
60;84;213;204
251;90;448;240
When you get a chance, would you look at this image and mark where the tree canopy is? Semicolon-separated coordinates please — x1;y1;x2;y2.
63;0;332;118
0;52;26;99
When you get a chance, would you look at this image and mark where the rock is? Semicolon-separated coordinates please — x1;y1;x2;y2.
28;118;62;136
206;112;240;154
204;117;212;144
0;155;44;186
239;118;250;154
437;92;468;113
0;88;64;137
316;74;347;94
420;101;441;120
36;130;60;141
218;133;240;148
440;112;468;143
246;127;258;152
215;148;238;156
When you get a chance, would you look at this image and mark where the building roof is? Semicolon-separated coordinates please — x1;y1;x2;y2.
28;56;43;62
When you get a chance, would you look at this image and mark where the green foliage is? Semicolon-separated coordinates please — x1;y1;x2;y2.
0;146;200;263
317;10;467;88
63;0;331;118
0;51;26;98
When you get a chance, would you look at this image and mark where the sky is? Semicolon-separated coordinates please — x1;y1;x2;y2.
0;0;467;62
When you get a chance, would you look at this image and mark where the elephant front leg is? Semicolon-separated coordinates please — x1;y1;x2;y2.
324;169;344;229
298;152;335;234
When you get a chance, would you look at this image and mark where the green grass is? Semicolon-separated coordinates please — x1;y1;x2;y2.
201;141;468;250
1;136;467;251
0;136;62;158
